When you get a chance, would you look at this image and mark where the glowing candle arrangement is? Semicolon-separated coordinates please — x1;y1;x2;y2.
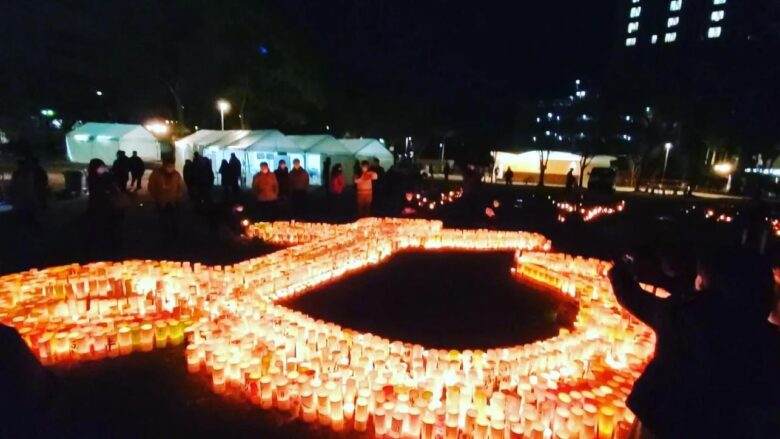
0;218;658;439
557;201;626;223
404;189;464;214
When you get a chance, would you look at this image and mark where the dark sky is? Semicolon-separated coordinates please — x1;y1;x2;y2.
282;0;618;103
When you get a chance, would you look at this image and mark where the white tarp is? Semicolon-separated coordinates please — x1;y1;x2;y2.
66;123;161;164
340;138;394;169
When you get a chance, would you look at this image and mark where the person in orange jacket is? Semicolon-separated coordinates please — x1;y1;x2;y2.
148;156;184;242
354;160;378;217
252;162;278;220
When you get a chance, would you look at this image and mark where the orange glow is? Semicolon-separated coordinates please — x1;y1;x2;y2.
0;218;655;438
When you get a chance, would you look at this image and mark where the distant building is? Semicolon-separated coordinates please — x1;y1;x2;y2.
618;0;740;49
530;80;640;152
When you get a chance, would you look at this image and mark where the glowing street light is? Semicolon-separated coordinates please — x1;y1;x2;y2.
144;120;170;135
96;90;103;96
662;142;673;182
714;162;735;192
216;99;231;131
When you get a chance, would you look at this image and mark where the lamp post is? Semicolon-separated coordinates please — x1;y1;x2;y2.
662;142;673;182
439;142;446;162
217;100;231;131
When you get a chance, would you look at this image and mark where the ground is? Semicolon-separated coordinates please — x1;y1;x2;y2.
0;181;775;438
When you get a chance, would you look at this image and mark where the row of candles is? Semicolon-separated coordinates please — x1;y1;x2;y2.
556;201;626;223
403;189;464;214
0;218;657;438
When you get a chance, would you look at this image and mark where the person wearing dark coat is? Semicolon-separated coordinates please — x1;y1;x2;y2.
218;159;232;198
274;160;290;199
111;150;131;192
228;153;242;193
609;250;780;439
322;157;331;194
0;324;57;437
182;159;196;203
128;151;145;191
289;158;309;219
87;159;124;255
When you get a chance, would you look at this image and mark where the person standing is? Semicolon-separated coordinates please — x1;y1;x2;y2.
354;160;378;217
443;162;451;182
252;162;278;220
504;167;514;185
182;159;196;203
86;159;124;256
148;157;184;244
289;158;309;218
112;151;131;192
322;157;331;194
128;151;145;192
565;168;576;193
274;160;290;199
218;159;232;199
228;153;242;193
197;154;214;205
9;158;40;226
330;163;345;218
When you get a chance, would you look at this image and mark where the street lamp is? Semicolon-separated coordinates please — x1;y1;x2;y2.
713;162;734;192
217;99;231;131
662;142;673;182
439;142;446;162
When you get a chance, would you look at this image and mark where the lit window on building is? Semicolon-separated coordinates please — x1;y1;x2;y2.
651;34;658;44
630;6;642;18
625;37;637;47
713;0;726;4
670;0;683;12
711;10;724;22
667;17;679;27
708;26;722;38
628;22;639;33
664;32;677;43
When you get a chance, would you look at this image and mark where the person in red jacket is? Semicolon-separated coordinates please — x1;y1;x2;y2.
289;158;309;219
330;163;345;194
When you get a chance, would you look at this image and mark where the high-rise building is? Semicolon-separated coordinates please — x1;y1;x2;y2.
618;0;743;49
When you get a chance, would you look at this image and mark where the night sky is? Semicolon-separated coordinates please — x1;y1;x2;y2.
283;0;617;105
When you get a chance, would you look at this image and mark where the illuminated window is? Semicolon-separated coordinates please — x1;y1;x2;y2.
630;6;642;18
667;17;679;27
713;0;726;4
670;0;682;11
625;37;637;47
711;10;724;22
651;34;658;44
664;32;677;43
628;22;639;33
708;26;722;38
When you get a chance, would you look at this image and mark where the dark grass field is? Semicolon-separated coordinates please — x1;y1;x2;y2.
284;250;565;350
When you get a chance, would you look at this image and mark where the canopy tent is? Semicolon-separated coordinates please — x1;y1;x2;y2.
175;130;307;185
66;123;161;164
492;150;616;186
288;135;355;185
340;138;394;170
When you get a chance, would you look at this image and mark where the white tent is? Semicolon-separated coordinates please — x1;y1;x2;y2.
492;150;616;186
288;135;355;185
66;123;161;164
340;138;394;169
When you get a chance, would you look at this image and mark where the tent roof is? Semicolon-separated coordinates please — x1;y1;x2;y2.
230;130;301;152
69;123;154;140
288;135;351;155
175;129;220;147
340;138;393;159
